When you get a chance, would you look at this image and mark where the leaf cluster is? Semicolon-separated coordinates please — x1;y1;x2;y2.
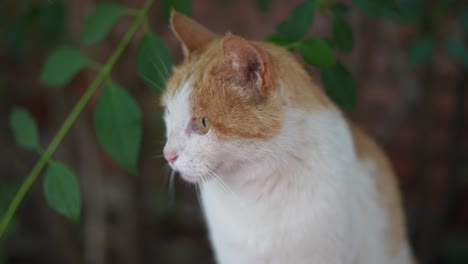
5;0;185;229
266;0;358;110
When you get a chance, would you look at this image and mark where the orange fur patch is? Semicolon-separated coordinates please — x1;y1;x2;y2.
190;40;283;139
349;123;406;256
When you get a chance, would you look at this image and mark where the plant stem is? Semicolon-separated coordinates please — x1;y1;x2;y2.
88;59;104;72
126;8;141;16
0;0;155;238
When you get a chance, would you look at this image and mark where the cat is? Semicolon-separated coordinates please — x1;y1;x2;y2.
162;10;415;264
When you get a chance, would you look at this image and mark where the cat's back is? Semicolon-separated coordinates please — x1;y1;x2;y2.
349;122;414;263
258;40;414;263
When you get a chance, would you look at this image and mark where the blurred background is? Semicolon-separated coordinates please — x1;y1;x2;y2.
0;0;467;263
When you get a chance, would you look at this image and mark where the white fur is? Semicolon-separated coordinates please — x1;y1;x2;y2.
163;79;413;264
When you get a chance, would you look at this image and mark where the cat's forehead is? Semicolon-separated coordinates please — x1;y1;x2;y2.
161;66;193;107
161;43;220;107
165;78;191;113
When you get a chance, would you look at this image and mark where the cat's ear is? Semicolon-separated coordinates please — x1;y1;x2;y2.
170;10;217;56
222;34;273;95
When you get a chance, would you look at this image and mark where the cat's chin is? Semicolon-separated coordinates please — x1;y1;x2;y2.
180;174;202;184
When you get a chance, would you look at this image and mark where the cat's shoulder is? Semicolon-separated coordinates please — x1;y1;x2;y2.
348;121;407;257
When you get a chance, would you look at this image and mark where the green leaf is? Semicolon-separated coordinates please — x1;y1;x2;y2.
161;0;193;23
446;38;468;68
320;63;356;110
82;3;126;45
43;161;81;221
407;37;434;67
331;2;349;16
299;38;336;68
94;82;142;174
136;32;173;91
332;17;354;52
9;107;40;151
265;33;291;47
351;0;400;17
40;46;88;87
276;0;315;42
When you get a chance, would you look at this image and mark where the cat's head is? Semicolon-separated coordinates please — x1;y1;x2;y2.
162;11;331;183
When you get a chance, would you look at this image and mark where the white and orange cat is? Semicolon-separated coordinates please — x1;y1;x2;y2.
162;11;414;264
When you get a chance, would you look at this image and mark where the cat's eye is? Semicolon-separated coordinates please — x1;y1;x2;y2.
196;117;211;134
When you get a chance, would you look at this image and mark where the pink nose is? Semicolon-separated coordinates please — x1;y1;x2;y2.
164;152;178;164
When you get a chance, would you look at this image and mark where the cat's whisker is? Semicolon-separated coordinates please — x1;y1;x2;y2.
143;68;163;90
169;169;176;206
157;56;171;78
152;61;169;84
205;168;240;202
194;182;202;205
194;173;207;206
162;163;171;176
143;73;160;88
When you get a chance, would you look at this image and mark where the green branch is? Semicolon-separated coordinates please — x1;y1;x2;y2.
0;0;155;238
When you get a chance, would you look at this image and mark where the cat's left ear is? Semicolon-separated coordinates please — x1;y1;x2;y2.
222;34;273;95
170;10;217;56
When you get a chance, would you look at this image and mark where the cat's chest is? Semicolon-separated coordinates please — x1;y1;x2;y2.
201;182;287;250
200;179;331;251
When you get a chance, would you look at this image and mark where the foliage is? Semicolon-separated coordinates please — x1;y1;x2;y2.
136;32;174;91
399;0;468;71
0;0;173;237
43;161;81;221
9;108;40;151
94;82;142;175
161;0;192;23
299;38;336;68
267;0;361;110
82;3;127;44
4;1;66;57
0;184;19;239
276;0;315;42
321;63;356;111
40;47;88;86
332;16;354;52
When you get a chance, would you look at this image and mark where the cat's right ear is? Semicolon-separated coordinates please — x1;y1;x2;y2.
221;34;274;96
170;10;217;56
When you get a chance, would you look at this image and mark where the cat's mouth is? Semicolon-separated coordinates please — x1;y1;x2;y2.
179;162;223;184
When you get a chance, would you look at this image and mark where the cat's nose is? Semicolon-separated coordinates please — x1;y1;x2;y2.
164;151;179;164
